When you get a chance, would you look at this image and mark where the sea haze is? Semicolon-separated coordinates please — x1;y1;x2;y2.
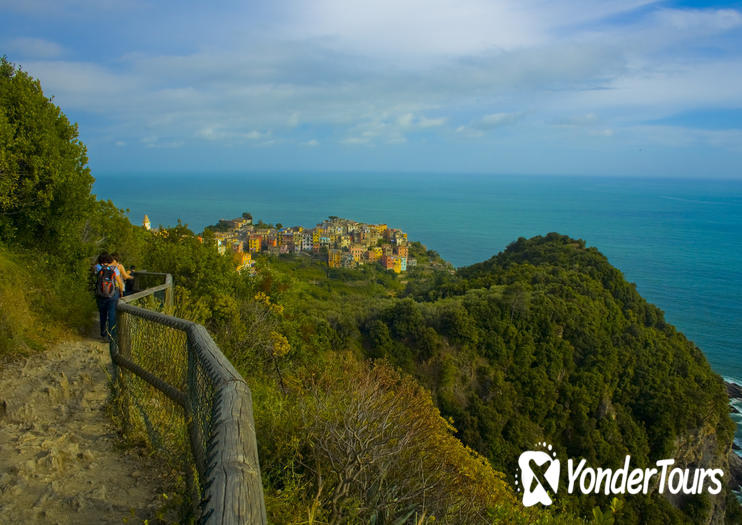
95;172;742;398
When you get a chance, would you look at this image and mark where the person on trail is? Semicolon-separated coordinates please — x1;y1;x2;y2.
124;264;136;296
94;253;124;341
111;253;134;296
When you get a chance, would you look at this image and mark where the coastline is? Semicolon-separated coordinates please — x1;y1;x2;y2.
725;377;742;451
724;378;742;503
92;173;742;383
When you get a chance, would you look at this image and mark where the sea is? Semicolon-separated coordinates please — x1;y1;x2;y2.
93;172;742;449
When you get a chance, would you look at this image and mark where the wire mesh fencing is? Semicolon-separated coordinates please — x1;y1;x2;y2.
111;272;266;524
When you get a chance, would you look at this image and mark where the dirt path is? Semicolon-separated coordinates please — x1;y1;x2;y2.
0;339;169;524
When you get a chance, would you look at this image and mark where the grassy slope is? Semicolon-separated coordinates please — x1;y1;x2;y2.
0;247;95;360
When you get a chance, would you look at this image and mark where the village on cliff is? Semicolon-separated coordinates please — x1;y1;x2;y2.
143;214;416;274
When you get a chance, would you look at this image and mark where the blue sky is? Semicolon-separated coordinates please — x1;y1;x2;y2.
2;0;742;177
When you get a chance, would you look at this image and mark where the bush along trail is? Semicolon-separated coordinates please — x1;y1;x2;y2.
0;338;173;523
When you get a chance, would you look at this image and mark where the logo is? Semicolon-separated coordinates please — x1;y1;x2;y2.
516;442;560;506
516;443;725;507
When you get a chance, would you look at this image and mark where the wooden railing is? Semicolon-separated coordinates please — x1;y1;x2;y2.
110;271;267;524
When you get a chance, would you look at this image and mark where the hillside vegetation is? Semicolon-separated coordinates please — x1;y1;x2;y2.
0;57;573;523
2;56;739;523
190;234;738;524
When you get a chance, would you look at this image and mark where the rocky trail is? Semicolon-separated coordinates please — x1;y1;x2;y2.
0;339;170;524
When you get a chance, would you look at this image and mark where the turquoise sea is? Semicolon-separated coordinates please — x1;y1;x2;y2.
94;172;742;446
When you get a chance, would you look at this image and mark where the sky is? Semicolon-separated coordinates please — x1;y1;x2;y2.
2;0;742;178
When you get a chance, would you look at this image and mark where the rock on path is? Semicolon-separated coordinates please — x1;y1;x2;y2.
0;339;169;524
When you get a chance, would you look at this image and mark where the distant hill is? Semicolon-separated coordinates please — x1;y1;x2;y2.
362;232;738;523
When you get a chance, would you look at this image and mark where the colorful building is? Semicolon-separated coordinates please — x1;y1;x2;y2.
235;252;255;273
210;215;412;272
350;244;365;262
366;246;382;262
328;249;342;268
248;235;262;253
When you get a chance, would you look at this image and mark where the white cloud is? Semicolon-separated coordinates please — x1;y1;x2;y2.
417;116;447;128
397;113;414;128
457;112;523;137
552;113;600;127
198;126;270;142
589;128;614;137
245;130;269;140
341;136;372;145
657;8;742;33
562;59;742;112
282;0;660;62
476;112;522;129
340;111;447;145
625;125;742;152
10;1;742;163
549;112;614;138
22;60;137;110
398;113;447;128
302;139;319;147
5;37;64;59
141;136;184;149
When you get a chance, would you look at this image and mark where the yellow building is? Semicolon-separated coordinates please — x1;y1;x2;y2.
328;249;342;268
248;235;262;252
235;252;253;272
367;246;382;262
350;244;364;262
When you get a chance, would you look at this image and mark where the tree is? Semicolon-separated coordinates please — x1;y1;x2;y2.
0;57;94;262
303;361;524;524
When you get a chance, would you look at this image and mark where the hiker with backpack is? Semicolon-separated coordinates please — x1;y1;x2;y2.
94;252;124;341
110;253;134;296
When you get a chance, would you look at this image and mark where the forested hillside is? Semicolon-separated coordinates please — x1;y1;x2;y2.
371;233;739;523
205;233;739;523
